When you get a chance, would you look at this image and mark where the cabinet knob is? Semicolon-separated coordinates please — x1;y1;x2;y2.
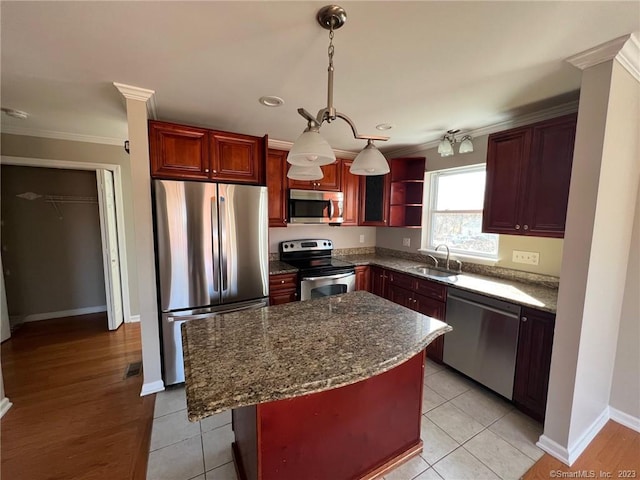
204;168;209;173
213;169;218;174
280;280;285;284
523;224;529;231
515;224;521;230
522;316;528;322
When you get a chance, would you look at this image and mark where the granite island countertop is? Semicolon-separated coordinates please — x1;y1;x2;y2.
271;253;559;313
182;290;451;421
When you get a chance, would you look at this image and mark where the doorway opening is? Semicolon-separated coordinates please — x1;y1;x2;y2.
0;157;131;335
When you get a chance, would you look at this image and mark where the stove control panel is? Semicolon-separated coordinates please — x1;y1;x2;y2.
280;239;333;252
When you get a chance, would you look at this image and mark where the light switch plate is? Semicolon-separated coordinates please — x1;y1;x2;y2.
402;238;411;247
512;250;540;265
359;234;365;243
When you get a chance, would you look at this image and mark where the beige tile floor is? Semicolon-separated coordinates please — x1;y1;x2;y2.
147;359;544;480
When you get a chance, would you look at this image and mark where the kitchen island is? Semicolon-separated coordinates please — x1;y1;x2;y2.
182;290;451;480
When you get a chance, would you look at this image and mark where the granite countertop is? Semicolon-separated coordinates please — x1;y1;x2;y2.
182;290;451;421
269;260;298;275
269;253;559;313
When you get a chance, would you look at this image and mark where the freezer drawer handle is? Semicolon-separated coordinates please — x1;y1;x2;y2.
447;294;520;320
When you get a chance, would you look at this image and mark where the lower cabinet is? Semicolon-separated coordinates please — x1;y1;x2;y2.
513;307;555;422
387;270;447;363
269;273;298;305
369;266;389;298
355;266;370;291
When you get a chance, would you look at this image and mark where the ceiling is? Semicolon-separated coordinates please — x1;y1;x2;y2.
1;1;638;154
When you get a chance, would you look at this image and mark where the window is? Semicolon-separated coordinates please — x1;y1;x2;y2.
422;164;498;258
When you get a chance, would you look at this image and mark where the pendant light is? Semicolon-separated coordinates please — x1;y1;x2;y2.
286;164;324;180
438;130;474;157
287;5;390;178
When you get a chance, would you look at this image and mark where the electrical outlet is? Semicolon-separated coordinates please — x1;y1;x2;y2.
359;234;365;244
402;238;411;247
512;250;540;265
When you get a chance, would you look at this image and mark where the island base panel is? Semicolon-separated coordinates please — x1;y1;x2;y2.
232;351;425;480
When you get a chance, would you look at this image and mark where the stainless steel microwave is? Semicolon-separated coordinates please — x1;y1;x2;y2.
288;189;344;224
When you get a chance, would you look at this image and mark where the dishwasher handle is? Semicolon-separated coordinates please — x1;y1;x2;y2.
447;293;521;320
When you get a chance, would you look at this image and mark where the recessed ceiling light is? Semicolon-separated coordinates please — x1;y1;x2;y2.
375;123;393;131
1;107;29;119
259;96;284;107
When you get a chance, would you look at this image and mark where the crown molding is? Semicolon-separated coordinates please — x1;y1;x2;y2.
1;124;125;146
385;99;579;158
268;138;357;159
616;32;640;82
113;82;157;119
566;34;630;70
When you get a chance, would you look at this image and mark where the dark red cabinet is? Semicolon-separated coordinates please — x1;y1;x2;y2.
341;159;360;226
287;161;341;191
269;273;298;305
355;266;370;292
513;307;556;422
267;149;288;227
483;113;576;238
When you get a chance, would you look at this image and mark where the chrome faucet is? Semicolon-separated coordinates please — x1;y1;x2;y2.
434;244;450;270
426;254;439;269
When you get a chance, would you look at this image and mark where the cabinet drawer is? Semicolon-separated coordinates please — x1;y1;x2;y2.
415;278;447;302
269;273;298;292
388;271;415;290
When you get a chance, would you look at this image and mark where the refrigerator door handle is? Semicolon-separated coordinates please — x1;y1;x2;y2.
219;194;228;292
211;195;220;294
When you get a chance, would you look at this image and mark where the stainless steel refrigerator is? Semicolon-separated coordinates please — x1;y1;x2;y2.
154;179;269;385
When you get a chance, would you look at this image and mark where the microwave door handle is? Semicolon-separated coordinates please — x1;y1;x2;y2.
302;272;354;281
328;199;335;220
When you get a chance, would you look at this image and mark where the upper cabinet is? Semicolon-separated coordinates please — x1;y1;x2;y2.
483;113;577;238
267;149;288;227
389;157;426;228
359;174;390;226
341;159;360;226
287;161;341;191
149;120;267;185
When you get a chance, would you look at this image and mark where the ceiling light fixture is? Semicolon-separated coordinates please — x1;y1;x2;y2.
259;96;284;107
437;129;474;157
287;5;390;180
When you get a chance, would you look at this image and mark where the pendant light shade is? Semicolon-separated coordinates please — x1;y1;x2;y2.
350;140;390;175
458;136;474;154
286;164;324;180
437;139;454;157
287;130;336;166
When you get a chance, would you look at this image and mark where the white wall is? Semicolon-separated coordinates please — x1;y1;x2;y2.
542;57;640;462
610;186;640;420
268;225;376;253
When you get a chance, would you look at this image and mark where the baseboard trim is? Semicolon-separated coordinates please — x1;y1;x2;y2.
610;407;640;433
127;315;141;323
537;407;609;466
0;397;13;418
140;380;165;397
23;306;107;322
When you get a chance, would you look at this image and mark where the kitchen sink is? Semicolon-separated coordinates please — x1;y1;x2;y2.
412;266;458;279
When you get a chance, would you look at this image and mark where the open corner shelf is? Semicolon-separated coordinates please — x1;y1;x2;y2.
388;157;426;227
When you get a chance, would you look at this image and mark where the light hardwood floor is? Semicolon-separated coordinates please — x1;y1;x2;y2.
1;314;155;480
523;421;640;480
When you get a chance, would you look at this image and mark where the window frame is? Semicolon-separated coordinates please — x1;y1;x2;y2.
420;163;499;261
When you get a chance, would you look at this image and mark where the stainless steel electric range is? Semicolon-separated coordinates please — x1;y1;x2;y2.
279;239;355;300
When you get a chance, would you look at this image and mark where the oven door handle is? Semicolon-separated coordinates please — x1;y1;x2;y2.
302;272;354;282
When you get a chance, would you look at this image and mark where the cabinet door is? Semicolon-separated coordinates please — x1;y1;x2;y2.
355;266;370;291
370;266;389;298
288;161;341;191
483;128;531;234
209;131;265;184
341;159;360;225
387;285;414;309
269;291;298;305
267;149;288;227
149;121;209;179
415;293;447;363
359;175;390;226
524;114;576;238
513;308;555;422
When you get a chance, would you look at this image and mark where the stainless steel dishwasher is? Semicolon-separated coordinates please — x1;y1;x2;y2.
443;288;522;399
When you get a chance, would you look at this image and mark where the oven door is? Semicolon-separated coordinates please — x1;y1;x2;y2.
300;271;356;300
